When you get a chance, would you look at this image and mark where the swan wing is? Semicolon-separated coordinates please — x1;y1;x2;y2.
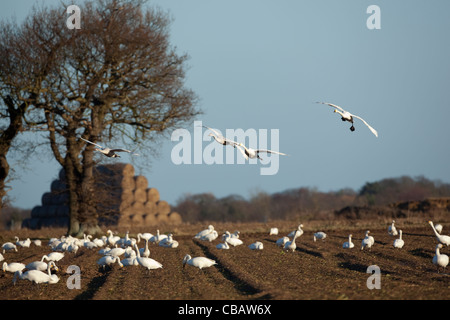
202;125;223;138
80;137;105;149
351;114;378;137
316;101;346;112
256;149;288;156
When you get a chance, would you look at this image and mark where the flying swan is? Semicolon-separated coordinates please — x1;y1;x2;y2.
316;102;378;137
80;137;139;158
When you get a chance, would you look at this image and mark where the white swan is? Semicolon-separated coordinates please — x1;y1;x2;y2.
97;255;123;270
106;230;120;246
429;221;450;246
15;237;31;248
343;234;354;249
434;224;443;234
121;256;138;267
236;142;288;161
202;125;239;148
248;241;264;250
432;244;449;273
317;102;378;137
388;220;398;236
105;247;125;257
361;230;374;251
284;230;301;252
393;230;405;249
139;239;151;257
182;254;216;270
313;232;327;242
42;252;65;262
194;225;214;239
3;262;26;273
216;242;230;250
224;232;243;247
0;253;3;262
137;233;154;243
133;244;163;271
288;224;304;237
13;262;59;285
149;230;168;244
269;228;279;235
32;239;42;247
200;230;218;242
159;234;179;248
80;137;139;157
25;255;58;272
276;236;289;247
2;242;17;253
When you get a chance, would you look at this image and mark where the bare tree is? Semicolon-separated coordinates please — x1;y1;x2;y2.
0;8;72;215
1;0;199;235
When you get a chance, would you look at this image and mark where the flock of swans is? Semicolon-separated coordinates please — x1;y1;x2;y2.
1;219;448;287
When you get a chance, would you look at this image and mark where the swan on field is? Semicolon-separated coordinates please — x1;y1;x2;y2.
276;236;289;247
15;237;31;248
159;234;179;248
361;230;375;251
316;102;378;137
80;137;139;158
133;244;162;271
182;254;216;270
137;233;154;243
434;224;443;234
313;232;327;242
97;255;123;270
429;221;450;246
284;230;301;252
32;240;42;247
288;224;304;238
216;241;230;250
139;239;150;257
343;234;355;249
149;230;168;244
200;230;219;242
105;247;125;257
106;230;120;246
3;262;26;273
194;225;214;239
393;230;405;249
432;244;449;273
25;255;58;272
388;220;398;236
2;242;17;253
13;262;59;285
248;241;264;250
42;252;65;262
236;142;288;161
223;232;243;247
269;228;279;236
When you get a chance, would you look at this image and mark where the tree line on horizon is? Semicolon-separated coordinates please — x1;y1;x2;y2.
173;175;450;223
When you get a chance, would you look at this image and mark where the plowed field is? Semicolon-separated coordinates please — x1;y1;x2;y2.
1;220;449;302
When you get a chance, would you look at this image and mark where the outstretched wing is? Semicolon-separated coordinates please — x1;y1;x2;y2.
316;101;346;113
203;125;240;147
80;137;105;149
352;114;378;137
255;149;288;156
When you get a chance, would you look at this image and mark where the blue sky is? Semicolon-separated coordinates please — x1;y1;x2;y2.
2;0;450;209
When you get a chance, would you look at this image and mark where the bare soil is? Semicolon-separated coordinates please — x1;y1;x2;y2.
0;219;449;302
